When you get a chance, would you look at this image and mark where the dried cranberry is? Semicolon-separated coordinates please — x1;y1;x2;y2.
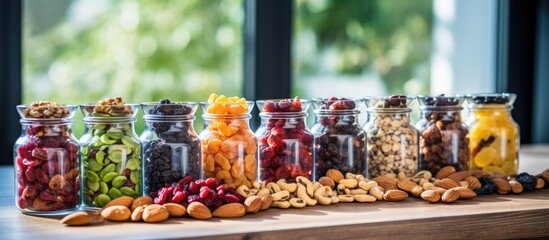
39;189;57;202
222;194;240;204
178;176;195;186
205;178;217;188
213;199;223;209
22;158;41;168
169;191;185;203
189;182;199;194
187;194;202;203
203;196;214;207
154;187;170;204
199;186;210;199
35;168;49;184
17;197;26;209
25;167;37;183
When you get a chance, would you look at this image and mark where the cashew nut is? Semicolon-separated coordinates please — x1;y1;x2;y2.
296;176;314;197
331;195;340;204
297;185;317;206
359;181;378;191
350;189;368;195
369;186;385;200
271;201;291;209
355;174;366;182
252;181;261;189
237;185;250;198
354;194;377;203
336;184;346;195
289;198;307;208
276;179;297;193
419;178;430;187
398;171;408;181
313;186;333;206
271;190;290;201
412;170;432;183
267;182;281;193
340;179;358;189
345;172;357;179
313;182;323;192
344;189;351;194
256;188;271;197
338;194;355;203
249;188;259;195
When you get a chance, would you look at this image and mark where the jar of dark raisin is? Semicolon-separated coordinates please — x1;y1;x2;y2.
416;95;469;174
14;102;80;215
311;97;367;180
466;93;519;176
79;98;142;209
364;96;419;178
255;98;314;183
141;100;201;195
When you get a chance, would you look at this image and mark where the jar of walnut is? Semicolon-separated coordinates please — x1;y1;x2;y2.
416;95;469;174
364;96;419;178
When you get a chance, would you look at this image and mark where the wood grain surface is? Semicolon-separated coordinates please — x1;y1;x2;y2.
0;145;548;240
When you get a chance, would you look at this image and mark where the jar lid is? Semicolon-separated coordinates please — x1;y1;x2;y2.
256;97;309;117
141;100;197;121
466;93;516;108
417;94;464;110
365;95;415;112
17;101;77;123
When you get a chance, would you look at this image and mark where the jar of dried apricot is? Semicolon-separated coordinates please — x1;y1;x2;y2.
466;93;519;176
199;94;257;188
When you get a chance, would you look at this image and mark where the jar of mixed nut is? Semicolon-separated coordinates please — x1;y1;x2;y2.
416;95;469;174
79;97;142;209
256;97;314;183
311;97;367;180
140;100;201;195
14;101;80;215
364;95;419;178
466;93;519;176
199;94;257;188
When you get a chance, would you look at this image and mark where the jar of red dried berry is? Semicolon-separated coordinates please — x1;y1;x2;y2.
14;102;80;215
199;95;257;188
141;100;201;195
416;95;469;174
255;98;314;183
311;97;367;180
79;98;142;209
364;96;419;178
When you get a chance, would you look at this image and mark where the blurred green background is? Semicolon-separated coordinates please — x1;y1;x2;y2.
23;0;432;136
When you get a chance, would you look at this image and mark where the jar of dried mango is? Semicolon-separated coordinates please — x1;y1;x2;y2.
199;94;257;188
466;93;519;176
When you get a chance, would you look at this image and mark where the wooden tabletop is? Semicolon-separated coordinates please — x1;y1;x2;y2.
1;145;549;240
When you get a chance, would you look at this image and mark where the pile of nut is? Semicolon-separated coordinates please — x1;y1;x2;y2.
87;97;134;116
23;101;70;118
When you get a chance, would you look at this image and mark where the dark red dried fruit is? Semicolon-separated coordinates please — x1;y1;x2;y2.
169;191;185;203
222;194;240;204
199;186;210;199
154;187;170;204
189;181;199;194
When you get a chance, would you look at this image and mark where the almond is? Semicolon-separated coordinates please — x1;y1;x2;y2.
458;181;469;188
187;202;212;220
446;171;473;182
260;195;273;210
441;188;460;203
103;196;134;209
131;205;146;222
435;178;460;189
60;212;91;226
244;196;262;213
212;203;246;218
326;169;344;183
542;169;549;183
411;186;424;197
435;166;456;179
369;186;385;200
492;178;511;194
163;203;186;217
101;206;131;222
509;180;523;193
397;179;418;193
471;170;488;178
452;187;477;199
383;189;408;202
318;177;335;189
131;196;154;211
143;204;170;223
535;177;545;189
464;176;482;190
420;190;440;203
373;176;399;186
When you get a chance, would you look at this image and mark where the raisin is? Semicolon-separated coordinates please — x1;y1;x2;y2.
516;173;537;192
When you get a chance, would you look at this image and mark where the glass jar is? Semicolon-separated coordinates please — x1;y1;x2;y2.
141;100;201;195
364;96;419;178
255;98;314;183
199;100;257;188
466;93;519;176
79;102;142;209
311;97;367;180
416;95;469;174
14;103;80;215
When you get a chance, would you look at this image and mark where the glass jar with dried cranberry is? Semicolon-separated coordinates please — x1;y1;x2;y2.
255;98;314;183
364;95;419;178
79;98;142;209
199;95;258;189
311;97;367;180
416;95;469;174
141;100;201;195
14;102;80;215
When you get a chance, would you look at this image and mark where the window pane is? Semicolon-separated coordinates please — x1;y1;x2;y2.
292;0;433;98
23;0;244;135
